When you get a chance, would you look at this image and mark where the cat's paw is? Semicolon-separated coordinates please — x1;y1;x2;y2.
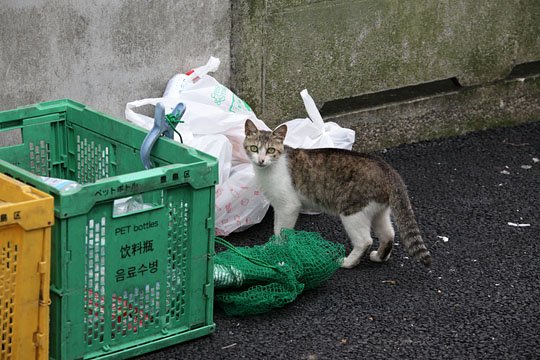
370;250;389;263
341;255;360;269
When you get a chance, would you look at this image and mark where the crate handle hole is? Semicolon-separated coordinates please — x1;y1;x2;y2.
112;195;164;218
0;129;22;147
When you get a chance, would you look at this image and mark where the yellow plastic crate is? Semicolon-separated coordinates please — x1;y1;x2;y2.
0;173;54;360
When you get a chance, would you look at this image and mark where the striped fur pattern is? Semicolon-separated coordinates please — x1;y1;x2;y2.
244;119;431;268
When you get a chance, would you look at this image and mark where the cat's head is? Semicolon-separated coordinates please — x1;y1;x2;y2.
244;119;287;168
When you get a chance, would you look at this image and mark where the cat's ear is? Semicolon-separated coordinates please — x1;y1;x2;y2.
272;124;287;140
245;119;258;136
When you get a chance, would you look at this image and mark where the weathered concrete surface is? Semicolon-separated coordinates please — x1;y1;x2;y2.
2;1;539;152
0;0;230;120
331;74;540;152
231;0;540;126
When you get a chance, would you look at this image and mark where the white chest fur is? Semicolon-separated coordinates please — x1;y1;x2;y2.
253;155;301;210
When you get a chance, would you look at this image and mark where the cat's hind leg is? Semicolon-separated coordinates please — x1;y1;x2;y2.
340;210;375;269
370;206;395;263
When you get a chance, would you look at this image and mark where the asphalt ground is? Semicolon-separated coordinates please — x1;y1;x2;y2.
138;121;540;360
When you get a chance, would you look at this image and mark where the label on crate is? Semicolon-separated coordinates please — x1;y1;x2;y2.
114;220;159;236
0;211;21;223
110;215;166;284
114;260;159;283
93;182;142;197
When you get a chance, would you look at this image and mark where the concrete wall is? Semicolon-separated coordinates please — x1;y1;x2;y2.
0;0;231;120
335;74;540;151
231;0;540;127
1;1;539;151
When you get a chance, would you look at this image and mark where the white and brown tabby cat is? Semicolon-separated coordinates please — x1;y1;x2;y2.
243;119;431;268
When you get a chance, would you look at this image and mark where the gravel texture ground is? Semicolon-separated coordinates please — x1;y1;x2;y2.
137;121;540;360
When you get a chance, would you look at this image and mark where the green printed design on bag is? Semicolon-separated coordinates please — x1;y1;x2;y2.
211;85;227;106
229;94;252;113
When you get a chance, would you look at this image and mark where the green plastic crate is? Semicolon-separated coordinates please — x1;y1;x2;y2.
0;100;218;359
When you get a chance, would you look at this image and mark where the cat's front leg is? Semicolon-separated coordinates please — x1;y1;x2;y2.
273;203;301;235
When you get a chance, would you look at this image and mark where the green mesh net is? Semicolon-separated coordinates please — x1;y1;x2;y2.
214;229;345;316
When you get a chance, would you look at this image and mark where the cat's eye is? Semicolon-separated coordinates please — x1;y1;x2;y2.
249;145;259;152
267;147;276;154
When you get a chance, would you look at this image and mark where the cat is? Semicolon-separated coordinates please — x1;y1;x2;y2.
243;119;431;268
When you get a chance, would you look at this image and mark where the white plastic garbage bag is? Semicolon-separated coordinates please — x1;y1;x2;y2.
125;57;355;236
282;89;355;150
190;134;232;185
215;163;268;233
125;57;270;236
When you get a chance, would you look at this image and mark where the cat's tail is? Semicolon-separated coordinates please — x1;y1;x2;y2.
389;175;432;267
